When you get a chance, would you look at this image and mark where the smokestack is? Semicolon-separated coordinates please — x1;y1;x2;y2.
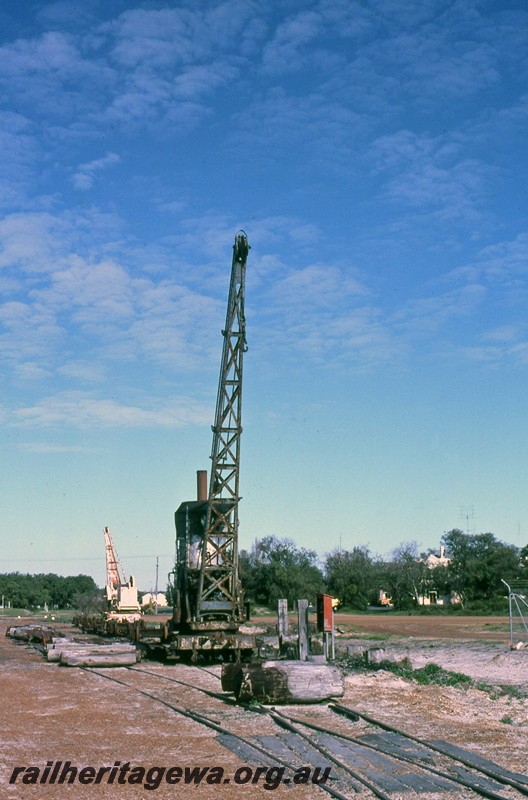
197;470;208;502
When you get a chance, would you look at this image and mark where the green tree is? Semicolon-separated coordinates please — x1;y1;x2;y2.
0;572;99;609
442;529;520;605
324;546;376;610
382;541;431;610
517;544;528;574
239;536;324;608
75;588;105;614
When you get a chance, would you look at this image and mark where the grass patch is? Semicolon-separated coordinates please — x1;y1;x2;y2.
492;684;527;702
0;609;73;622
337;653;527;702
381;660;473;688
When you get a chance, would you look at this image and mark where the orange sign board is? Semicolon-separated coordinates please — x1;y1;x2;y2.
316;593;333;633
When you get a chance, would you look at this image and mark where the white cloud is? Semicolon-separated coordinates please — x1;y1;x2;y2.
459;340;528;368
389;230;528;366
269;263;367;310
0;212;70;273
447;233;528;294
106;3;262;68
0;8;253;138
13;361;52;381
35;257;135;323
129;279;221;369
483;325;523;344
156;199;186;214
394;283;486;336
0;111;39;206
57;360;106;383
87;3;262;130
262;10;323;74
36;0;98;29
315;0;374;38
368;130;488;221
458;320;528;368
384;31;500;99
231;88;362;169
173;62;237;99
72;152;120;190
0;30;79;73
20;442;103;453
280;305;400;367
0;209;124;276
289;224;320;246
13;391;211;429
0;209;229;376
0;299;62;362
0;30;114;122
473;234;528;287
106;7;203;68
251;257;402;369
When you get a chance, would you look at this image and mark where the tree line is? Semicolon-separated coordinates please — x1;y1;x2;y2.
240;530;528;612
3;528;526;613
0;573;98;610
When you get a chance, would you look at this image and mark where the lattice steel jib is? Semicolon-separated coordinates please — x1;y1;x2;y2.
196;233;249;622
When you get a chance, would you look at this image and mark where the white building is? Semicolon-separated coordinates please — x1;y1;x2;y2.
141;592;168;609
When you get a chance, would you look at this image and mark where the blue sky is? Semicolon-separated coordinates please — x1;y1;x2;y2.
1;0;527;591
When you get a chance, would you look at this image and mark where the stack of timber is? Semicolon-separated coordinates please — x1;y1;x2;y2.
222;660;344;704
46;638;139;667
6;624;57;644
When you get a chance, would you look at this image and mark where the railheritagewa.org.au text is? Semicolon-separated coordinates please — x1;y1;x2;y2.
9;761;332;791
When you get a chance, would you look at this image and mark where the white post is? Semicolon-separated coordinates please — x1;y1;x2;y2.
298;599;309;661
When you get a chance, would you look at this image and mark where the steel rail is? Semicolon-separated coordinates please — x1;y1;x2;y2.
79;665;528;800
24;630;527;799
130;666;523;800
267;708;393;800
330;703;528;798
130;664;239;704
185;707;356;800
275;709;509;800
81;668;351;800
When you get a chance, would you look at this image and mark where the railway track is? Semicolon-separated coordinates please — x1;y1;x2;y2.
81;663;528;800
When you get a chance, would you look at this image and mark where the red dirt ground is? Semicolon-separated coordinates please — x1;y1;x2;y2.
2;615;526;800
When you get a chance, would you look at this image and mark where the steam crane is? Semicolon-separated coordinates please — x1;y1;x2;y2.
103;526;141;620
171;232;254;660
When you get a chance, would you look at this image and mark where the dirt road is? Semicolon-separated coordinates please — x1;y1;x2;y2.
331;613;511;641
